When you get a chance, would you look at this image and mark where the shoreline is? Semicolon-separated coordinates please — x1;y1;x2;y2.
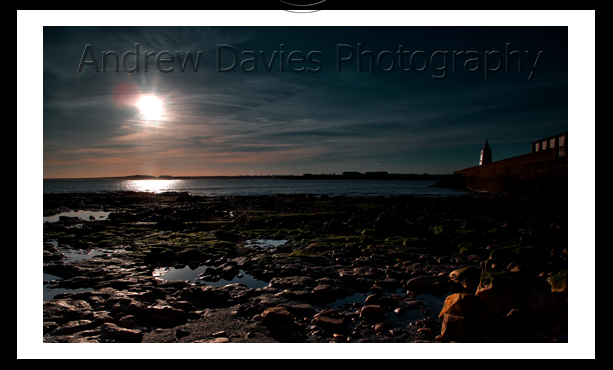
42;191;568;344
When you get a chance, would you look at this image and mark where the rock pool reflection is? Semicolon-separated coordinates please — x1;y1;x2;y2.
44;273;94;301
244;239;288;250
43;210;112;223
153;265;269;289
328;289;453;324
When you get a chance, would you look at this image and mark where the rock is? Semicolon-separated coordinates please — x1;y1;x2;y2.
175;286;231;307
364;294;380;306
476;271;561;315
117;315;138;328
547;269;568;298
207;337;230;343
406;275;448;293
440;314;468;340
369;284;385;295
176;328;190;339
438;293;491;324
285;303;317;317
311;314;346;332
395;300;423;314
90;311;114;325
269;276;316;290
100;323;143;342
51;320;97;336
373;323;389;333
359;305;386;320
261;307;295;328
142;305;188;327
448;266;482;293
379;295;400;308
43;322;59;334
311;283;351;303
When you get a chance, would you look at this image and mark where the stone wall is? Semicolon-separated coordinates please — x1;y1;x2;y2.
456;148;568;196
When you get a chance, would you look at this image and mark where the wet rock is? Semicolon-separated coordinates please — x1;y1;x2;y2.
260;307;296;330
175;286;231;308
89;311;114;325
141;304;187;327
100;322;143;342
311;312;346;332
285;303;317;317
311;284;351;303
394;300;423;314
406;275;448;294
364;294;380;306
359;305;386;320
378;295;400;308
117;315;138;328
269;276;316;290
51;320;97;336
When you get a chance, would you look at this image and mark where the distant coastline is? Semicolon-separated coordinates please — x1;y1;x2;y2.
43;172;445;181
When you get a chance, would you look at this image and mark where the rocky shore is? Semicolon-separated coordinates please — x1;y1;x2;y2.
42;191;568;344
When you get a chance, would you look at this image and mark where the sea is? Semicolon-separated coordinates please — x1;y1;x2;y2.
43;178;469;197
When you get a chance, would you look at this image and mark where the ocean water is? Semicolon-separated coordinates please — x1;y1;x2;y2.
43;178;468;197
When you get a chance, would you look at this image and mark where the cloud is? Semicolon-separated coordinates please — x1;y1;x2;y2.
42;26;569;177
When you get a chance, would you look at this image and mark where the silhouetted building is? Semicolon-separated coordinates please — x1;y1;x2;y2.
455;133;568;196
480;140;492;166
531;132;567;158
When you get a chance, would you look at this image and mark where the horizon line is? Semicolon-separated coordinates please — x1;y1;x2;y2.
43;172;450;181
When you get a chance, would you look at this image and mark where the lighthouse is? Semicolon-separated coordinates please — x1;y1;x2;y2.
480;140;492;165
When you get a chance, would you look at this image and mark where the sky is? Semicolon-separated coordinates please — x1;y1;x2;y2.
41;23;569;178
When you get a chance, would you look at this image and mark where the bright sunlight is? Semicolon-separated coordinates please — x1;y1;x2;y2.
136;95;164;121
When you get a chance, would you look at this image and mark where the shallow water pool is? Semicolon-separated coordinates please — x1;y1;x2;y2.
43;210;111;223
243;239;288;250
43;273;94;301
153;264;269;289
328;289;452;323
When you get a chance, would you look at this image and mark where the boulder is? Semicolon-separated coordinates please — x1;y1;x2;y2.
448;267;482;293
439;314;468;341
438;293;491;324
476;271;560;315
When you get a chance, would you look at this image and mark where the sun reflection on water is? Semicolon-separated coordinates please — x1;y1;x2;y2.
123;179;182;193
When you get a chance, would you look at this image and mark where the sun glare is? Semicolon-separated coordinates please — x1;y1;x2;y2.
136;95;164;121
128;179;177;193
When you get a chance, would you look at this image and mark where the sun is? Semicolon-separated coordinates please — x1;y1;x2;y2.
136;95;164;121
